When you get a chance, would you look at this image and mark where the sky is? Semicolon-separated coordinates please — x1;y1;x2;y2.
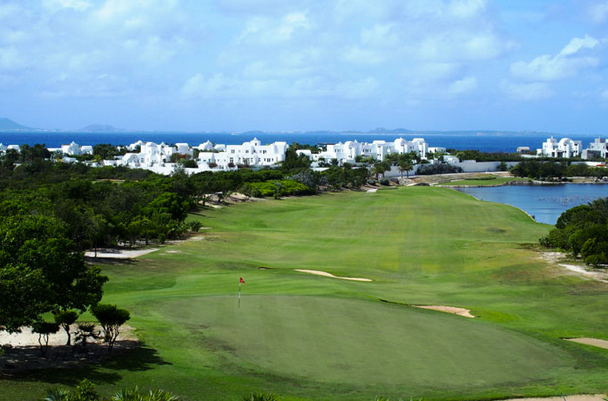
0;0;607;134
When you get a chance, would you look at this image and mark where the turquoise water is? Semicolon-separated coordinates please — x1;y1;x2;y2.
456;184;608;225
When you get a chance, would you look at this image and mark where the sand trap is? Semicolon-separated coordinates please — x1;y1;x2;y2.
0;324;137;347
294;269;372;282
366;188;378;193
84;248;158;259
501;395;605;401
566;337;608;350
412;305;475;318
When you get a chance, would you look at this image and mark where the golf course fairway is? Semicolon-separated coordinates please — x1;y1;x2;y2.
3;187;608;401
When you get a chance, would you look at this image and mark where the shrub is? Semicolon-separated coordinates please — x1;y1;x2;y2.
90;304;130;351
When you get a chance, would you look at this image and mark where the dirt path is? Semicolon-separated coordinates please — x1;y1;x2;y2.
294;269;372;282
542;252;608;283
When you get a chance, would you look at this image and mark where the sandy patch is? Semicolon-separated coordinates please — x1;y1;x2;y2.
294;269;372;282
412;305;475;318
84;248;158;259
566;337;608;350
500;395;605;401
0;324;137;347
366;188;378;193
541;252;608;283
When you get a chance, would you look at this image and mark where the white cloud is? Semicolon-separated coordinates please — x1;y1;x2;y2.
237;12;311;45
342;46;387;65
448;76;478;95
588;1;608;24
510;35;601;81
559;35;600;56
0;46;29;71
42;0;92;11
448;0;487;19
500;80;554;101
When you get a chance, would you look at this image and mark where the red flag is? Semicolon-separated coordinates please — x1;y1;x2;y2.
240;277;245;284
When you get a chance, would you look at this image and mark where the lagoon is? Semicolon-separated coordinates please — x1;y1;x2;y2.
456;184;608;225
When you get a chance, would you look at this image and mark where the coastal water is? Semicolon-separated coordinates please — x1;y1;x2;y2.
0;131;600;153
456;184;608;225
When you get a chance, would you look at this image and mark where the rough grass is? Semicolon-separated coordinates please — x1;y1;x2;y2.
4;188;608;401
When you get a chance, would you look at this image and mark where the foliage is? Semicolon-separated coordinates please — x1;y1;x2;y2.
111;387;180;401
91;304;131;351
42;382;180;401
241;180;313;198
42;379;99;401
540;197;608;265
54;310;79;346
508;160;607;180
416;163;463;175
0;214;107;332
242;393;279;401
446;149;522;162
73;323;100;348
32;321;60;356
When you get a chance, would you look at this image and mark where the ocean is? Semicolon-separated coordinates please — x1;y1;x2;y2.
0;131;601;153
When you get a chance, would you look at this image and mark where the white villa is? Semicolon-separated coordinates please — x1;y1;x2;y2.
537;137;582;158
582;137;608;159
297;137;429;164
198;138;288;168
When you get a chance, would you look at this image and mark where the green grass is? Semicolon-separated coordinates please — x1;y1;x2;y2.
439;176;524;186
4;187;608;401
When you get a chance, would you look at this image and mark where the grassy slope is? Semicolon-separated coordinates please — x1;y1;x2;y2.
4;187;608;401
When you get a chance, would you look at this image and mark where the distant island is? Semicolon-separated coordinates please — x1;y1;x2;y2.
0;116;578;139
0;118;33;131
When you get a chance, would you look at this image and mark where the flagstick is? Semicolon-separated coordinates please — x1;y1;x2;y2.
238;281;241;309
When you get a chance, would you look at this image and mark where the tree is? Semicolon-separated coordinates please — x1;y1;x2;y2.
91;304;130;351
397;154;414;178
32;321;60;357
0;215;107;332
54;310;79;346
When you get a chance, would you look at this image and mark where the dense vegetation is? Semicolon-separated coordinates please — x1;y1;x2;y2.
510;160;608;179
540;197;608;265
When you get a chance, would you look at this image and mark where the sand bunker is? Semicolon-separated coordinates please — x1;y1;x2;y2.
84;248;158;259
501;395;605;401
294;269;372;282
412;305;475;318
566;337;608;350
366;188;378;193
0;325;137;347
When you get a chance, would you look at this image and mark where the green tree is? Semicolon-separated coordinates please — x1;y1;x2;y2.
54;310;79;346
32;321;60;356
91;304;130;351
0;215;107;332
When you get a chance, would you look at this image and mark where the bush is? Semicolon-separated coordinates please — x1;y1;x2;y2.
90;304;130;351
242;393;279;401
416;163;463;175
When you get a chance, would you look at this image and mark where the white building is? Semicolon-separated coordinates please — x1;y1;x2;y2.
537;137;582;158
582;137;608;159
198;138;288;169
59;141;93;156
299;137;429;164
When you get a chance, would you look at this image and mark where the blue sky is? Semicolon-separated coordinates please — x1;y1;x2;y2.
0;0;607;134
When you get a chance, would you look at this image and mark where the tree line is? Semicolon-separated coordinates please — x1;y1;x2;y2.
541;197;608;266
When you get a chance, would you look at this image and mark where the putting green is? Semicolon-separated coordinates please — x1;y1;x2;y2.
158;295;567;388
